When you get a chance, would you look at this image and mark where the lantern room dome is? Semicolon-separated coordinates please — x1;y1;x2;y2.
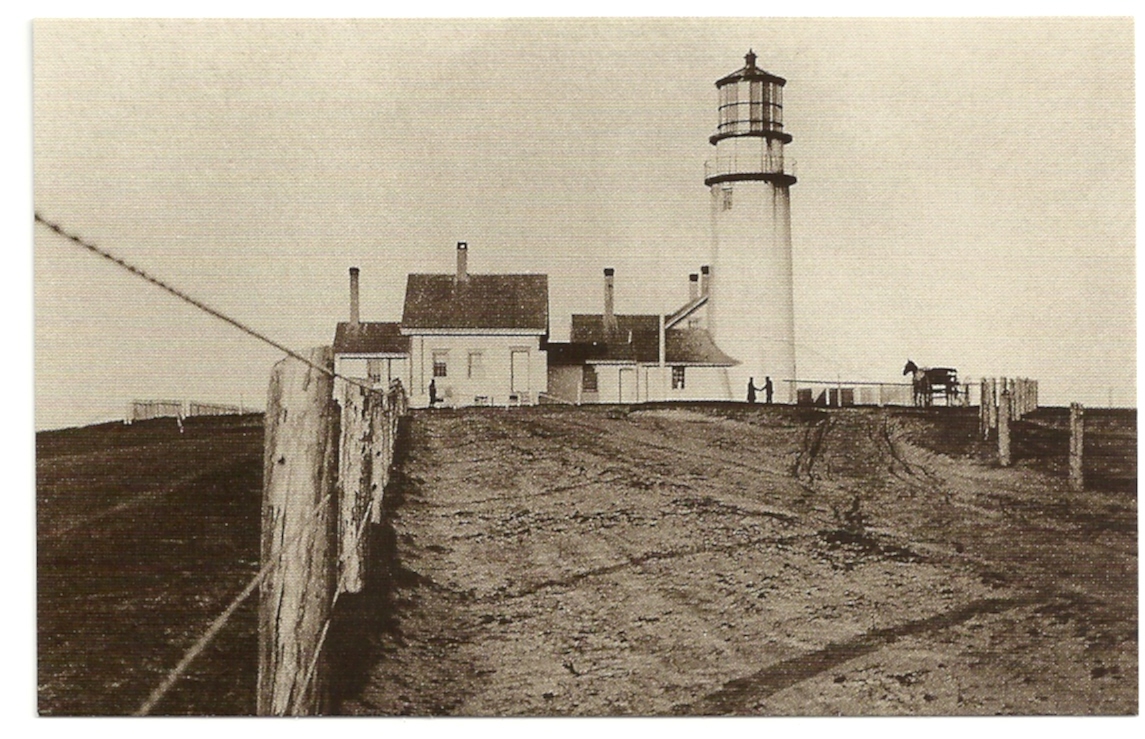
715;49;787;88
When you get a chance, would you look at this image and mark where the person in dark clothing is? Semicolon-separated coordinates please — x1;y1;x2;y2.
764;376;774;404
429;378;437;407
747;377;763;404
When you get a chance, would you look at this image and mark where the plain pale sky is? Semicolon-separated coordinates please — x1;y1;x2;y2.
32;17;1135;429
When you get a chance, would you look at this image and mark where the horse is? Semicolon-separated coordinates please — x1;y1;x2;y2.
903;360;929;407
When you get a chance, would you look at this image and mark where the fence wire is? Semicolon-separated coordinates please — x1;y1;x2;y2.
36;211;398;714
35;212;371;391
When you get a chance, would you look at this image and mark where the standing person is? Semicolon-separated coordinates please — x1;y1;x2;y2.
429;378;437;407
747;377;761;404
764;376;774;404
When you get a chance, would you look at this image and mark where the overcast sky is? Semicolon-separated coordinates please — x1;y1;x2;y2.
32;17;1134;429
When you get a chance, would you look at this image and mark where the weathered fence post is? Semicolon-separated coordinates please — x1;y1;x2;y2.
997;388;1011;466
369;388;391;525
979;378;989;439
258;347;339;716
337;382;376;595
1069;402;1085;492
989;378;998;433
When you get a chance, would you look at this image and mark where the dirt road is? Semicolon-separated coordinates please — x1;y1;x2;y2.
338;404;1136;715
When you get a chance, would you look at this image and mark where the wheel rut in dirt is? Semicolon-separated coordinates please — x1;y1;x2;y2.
338;405;1136;716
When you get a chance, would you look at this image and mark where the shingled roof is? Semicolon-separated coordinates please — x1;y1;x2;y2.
665;327;738;366
333;322;411;355
402;274;548;332
571;314;660;363
570;315;738;366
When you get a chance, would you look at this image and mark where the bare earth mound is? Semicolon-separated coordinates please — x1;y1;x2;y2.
338;404;1136;716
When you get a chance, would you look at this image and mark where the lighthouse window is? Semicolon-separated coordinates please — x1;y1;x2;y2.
721;186;733;211
750;80;763;131
769;83;783;127
719;83;739;132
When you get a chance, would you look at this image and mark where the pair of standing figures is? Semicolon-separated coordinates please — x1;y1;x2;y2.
748;376;773;404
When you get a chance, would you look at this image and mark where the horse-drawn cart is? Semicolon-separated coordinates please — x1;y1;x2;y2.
903;361;964;407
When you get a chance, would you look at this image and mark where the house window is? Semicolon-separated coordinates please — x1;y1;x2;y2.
432;351;448;378
672;365;686;390
367;358;383;383
467;351;484;380
582;365;598;392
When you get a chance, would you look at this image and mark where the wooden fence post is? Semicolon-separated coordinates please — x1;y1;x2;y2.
369;386;394;524
979;378;989;439
989;378;998;432
337;382;376;595
997;388;1011;467
1069;402;1085;492
258;347;339;716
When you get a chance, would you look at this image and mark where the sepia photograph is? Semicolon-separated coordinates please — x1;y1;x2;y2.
31;15;1135;718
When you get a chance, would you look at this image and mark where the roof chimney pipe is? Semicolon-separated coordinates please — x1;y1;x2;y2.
689;273;699;302
349;267;360;327
700;265;711;297
603;268;619;338
456;241;469;283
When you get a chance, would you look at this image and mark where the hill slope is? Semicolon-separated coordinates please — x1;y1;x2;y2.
37;414;264;715
338;404;1136;715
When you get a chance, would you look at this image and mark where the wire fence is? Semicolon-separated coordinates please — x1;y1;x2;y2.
36;212;403;715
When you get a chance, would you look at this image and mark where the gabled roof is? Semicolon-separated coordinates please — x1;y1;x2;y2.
665;294;708;329
333;321;411;355
402;274;548;333
570;314;738;367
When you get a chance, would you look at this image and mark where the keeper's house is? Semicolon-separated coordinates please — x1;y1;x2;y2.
400;242;549;408
333;243;549;409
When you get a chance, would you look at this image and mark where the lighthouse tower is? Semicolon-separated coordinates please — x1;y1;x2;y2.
705;51;797;402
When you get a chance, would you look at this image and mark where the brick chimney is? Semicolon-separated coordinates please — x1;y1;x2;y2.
349;267;360;327
456;241;469;283
603;268;619;338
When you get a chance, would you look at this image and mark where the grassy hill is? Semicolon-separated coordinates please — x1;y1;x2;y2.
37;414;264;715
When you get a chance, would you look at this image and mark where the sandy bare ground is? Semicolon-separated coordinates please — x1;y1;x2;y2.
338;404;1136;716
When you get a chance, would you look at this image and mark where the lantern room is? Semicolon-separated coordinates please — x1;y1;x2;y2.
710;50;791;145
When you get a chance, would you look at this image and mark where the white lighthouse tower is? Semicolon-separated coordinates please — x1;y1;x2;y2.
705;50;797;402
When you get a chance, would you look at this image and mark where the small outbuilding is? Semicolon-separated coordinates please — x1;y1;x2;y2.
546;267;737;404
333;268;412;396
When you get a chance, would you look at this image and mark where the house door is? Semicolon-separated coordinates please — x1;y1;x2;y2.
510;350;529;394
619;368;637;403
